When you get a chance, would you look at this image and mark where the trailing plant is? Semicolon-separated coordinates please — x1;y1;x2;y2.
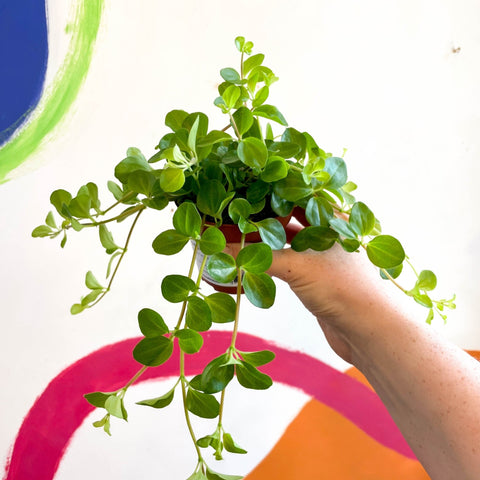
32;36;455;479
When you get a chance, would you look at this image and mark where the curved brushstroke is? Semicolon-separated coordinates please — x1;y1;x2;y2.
0;0;104;184
0;0;49;145
3;331;415;479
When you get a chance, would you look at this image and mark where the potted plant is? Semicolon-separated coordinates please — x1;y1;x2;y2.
32;36;455;480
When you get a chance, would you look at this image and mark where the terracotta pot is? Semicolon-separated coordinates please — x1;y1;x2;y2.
197;209;306;294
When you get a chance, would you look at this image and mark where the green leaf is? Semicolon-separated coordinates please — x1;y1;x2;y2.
107;181;124;202
165;109;189;132
175;328;204;354
236;361;273;390
270;192;294;217
223;433;247;454
380;263;404;280
206;253;237;284
99;224;120;254
239;350;275;367
114;155;153;184
45;211;57;229
243;272;275;308
199;227;226;255
426;309;434;325
197;130;232;148
105;395;127;420
305;197;334;227
243;53;264;74
186;388;220;418
273;170;313;202
235;36;245;52
260;156;288;183
133;336;174;366
291;226;338;252
138;308;169;337
50;189;72;217
252;85;269;108
70;303;85;315
85;271;103;290
220;68;241;84
255;218;286;250
187;472;209;480
413;293;433;308
232;107;254;136
161;274;196;303
366;235;405;268
281;128;306;159
136;387;175;409
222;85;241;109
246;179;270;203
188;115;200;153
253;105;287;126
84;391;114;408
68;193;91;219
32;225;53;238
80;289;103;306
197;180;227;219
349;202;375;236
152;229;189;255
329;217;358;240
268;141;301;159
236;243;273;273
238;218;258;235
126;147;146;162
228;198;252;223
127;170;156;196
340;238;361;253
324;157;347;189
237;137;268;169
191;354;234;394
417;270;437;291
173;202;202;238
206;467;243;480
159;168;185;192
186;296;212;331
205;293;236;323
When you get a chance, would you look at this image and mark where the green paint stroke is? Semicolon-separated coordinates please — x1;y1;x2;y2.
0;0;104;184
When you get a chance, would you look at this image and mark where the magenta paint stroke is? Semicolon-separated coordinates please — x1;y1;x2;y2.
3;331;415;479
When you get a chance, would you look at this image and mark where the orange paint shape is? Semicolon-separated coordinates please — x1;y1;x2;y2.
245;395;430;479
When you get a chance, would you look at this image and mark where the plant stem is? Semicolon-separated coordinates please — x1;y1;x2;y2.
230;234;246;349
229;112;242;140
88;207;145;308
100;191;137;216
124;365;148;390
180;351;203;461
79;203;144;228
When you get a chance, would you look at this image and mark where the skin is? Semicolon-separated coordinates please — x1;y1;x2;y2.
227;243;480;479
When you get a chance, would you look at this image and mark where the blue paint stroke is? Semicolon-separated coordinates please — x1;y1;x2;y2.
0;0;49;145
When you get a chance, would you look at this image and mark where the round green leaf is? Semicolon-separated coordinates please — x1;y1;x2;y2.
32;225;53;238
199;227;226;255
206;253;237;283
256;218;286;250
260;157;289;183
159;168;185;192
152;229;189;255
291;226;338;252
242;272;276;308
105;395;126;420
114;155;152;184
205;293;236;324
220;68;241;84
273;170;313;202
237;137;268;169
228;198;252;223
133;336;173;366
252;105;287;126
236;361;273;390
223;433;247;454
161;274;197;303
165;109;189;132
191;354;234;394
380;263;404;280
186;388;220;419
323;157;347;189
175;328;204;354
197;180;227;218
417;270;437;291
222;84;241;109
138;308;169;337
238;350;275;367
173;202;202;238
127;170;156;196
349;202;375;236
366;235;406;268
236;243;273;273
305;197;334;227
186;296;212;331
232;107;254;135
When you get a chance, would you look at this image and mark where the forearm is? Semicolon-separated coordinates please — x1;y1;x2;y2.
342;302;480;479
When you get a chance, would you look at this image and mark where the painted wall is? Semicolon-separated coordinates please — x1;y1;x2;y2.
1;0;479;478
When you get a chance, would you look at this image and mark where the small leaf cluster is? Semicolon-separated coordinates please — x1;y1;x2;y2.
33;36;456;479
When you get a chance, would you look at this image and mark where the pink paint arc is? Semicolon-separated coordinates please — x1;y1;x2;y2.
3;331;415;479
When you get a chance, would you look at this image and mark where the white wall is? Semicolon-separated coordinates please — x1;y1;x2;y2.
1;0;479;477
